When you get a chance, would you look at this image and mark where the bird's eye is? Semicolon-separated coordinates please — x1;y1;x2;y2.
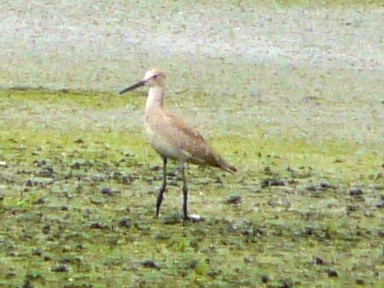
153;75;158;79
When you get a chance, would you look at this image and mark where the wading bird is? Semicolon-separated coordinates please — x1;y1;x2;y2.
119;69;237;220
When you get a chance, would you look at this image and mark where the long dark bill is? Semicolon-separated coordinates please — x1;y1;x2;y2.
119;80;147;95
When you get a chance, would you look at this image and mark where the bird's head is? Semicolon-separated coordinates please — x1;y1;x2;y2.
119;69;166;95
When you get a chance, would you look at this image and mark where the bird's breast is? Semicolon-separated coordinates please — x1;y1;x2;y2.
144;116;190;161
144;120;155;138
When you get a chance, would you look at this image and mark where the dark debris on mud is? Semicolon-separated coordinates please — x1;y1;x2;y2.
1;135;383;287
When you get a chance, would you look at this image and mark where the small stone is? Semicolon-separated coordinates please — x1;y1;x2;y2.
122;175;133;184
261;178;286;188
41;225;50;234
51;264;69;272
76;244;84;251
375;201;384;208
22;279;33;288
70;162;81;169
264;166;272;175
118;218;131;228
25;179;34;187
37;167;55;177
89;222;108;229
347;205;359;213
60;205;69;211
261;275;270;283
32;248;43;256
320;182;334;190
62;245;71;252
349;188;363;196
226;195;242;204
187;259;198;269
6;271;17;278
111;171;122;179
43;255;52;261
150;165;161;171
243;256;253;263
356;278;365;285
280;280;293;288
142;260;161;270
270;179;286;186
314;256;324;265
34;159;47;167
101;187;113;196
33;197;45;205
327;269;338;277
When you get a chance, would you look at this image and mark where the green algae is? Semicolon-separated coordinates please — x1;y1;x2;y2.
0;89;383;287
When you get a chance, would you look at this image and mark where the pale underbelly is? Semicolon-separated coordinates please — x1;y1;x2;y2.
144;123;191;161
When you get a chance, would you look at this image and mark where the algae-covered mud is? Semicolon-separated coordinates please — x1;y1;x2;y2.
1;1;384;287
0;89;383;287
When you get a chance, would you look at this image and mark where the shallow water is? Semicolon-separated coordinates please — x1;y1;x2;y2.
1;1;383;144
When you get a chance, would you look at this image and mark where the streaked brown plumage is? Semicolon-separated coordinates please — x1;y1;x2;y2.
120;69;237;220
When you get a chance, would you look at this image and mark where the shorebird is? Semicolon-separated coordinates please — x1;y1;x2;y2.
119;69;237;220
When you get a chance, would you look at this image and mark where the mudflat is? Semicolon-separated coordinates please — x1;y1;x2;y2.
0;1;383;287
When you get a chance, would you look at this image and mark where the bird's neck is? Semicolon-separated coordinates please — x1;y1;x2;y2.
145;86;164;114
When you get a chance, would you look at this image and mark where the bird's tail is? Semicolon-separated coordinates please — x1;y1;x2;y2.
221;162;238;174
217;158;237;174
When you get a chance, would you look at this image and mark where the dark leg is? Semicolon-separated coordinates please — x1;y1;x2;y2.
181;164;189;220
156;157;167;218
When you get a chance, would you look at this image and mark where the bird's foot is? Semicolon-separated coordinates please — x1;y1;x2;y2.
184;214;205;222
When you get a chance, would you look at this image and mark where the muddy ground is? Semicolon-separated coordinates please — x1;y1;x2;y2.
0;1;383;287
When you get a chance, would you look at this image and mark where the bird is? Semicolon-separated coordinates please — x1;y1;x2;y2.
119;69;237;220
